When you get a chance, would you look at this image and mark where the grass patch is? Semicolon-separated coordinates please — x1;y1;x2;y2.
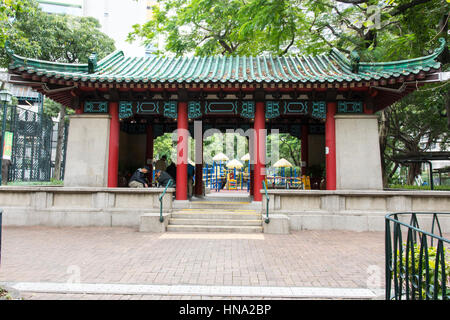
6;179;63;186
388;184;450;191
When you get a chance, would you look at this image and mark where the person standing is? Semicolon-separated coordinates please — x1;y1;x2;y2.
155;155;167;172
187;162;195;198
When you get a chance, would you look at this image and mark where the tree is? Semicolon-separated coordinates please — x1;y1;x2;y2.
381;81;450;185
1;0;116;180
129;0;448;59
128;0;308;56
1;0;115;67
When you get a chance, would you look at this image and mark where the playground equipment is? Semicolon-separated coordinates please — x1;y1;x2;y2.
201;155;312;192
266;158;312;190
202;156;250;192
226;159;243;190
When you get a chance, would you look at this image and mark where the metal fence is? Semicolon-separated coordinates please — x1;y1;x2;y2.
1;104;68;182
385;212;450;300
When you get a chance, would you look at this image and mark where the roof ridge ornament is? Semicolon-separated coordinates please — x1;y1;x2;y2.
350;50;360;73
433;37;446;57
88;52;97;74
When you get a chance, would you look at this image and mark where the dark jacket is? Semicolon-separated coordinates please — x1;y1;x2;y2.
158;171;173;187
129;169;149;185
166;163;177;181
187;163;195;178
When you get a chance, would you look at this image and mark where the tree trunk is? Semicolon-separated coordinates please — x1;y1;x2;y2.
378;109;389;187
407;162;421;185
52;105;66;180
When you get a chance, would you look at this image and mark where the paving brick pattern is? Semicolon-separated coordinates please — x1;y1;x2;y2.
0;226;385;292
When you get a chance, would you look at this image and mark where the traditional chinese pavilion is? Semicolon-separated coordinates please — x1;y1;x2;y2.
6;39;445;201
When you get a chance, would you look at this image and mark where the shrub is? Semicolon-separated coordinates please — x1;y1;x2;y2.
396;244;450;299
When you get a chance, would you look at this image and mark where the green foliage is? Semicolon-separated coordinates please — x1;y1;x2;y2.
0;0;29;48
397;244;450;299
267;133;303;168
128;0;308;56
153;133;175;162
128;0;448;60
43;98;73;118
0;0;116;67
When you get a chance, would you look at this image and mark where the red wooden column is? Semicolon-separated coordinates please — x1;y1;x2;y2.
176;101;188;200
301;124;309;175
146;124;154;185
325;102;336;190
108;101;119;188
253;101;265;201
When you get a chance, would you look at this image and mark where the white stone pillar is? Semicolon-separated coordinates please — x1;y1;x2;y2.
64;114;111;187
335;114;383;190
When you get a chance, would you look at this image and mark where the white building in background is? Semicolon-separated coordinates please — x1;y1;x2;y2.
82;0;150;57
37;0;83;15
37;0;158;57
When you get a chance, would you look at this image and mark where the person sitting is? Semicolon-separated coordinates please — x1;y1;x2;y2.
155;169;174;188
187;162;195;198
128;166;150;188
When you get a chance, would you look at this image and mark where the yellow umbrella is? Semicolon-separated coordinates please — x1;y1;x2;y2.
240;153;250;161
212;152;229;161
226;159;243;169
273;158;293;168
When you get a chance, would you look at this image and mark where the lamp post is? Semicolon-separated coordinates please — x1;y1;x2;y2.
0;88;12;186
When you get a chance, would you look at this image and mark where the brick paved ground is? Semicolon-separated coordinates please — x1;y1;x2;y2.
0;227;385;299
0;227;385;287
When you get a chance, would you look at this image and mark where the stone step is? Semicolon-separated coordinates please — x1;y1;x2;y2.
171;211;261;220
166;225;263;233
172;208;260;213
169;218;262;226
174;200;261;210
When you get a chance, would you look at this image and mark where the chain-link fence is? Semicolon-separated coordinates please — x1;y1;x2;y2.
1;104;68;183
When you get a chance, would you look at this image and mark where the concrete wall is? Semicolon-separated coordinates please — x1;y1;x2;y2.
2;186;448;233
335;114;383;190
263;189;450;232
0;186;174;227
64;114;111;187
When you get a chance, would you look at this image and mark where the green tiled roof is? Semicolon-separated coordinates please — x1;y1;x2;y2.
8;38;445;85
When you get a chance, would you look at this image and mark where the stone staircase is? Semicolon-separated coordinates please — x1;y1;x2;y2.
168;197;263;233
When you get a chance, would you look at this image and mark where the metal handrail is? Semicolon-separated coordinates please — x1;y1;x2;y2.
262;181;270;224
159;179;173;223
385;212;450;300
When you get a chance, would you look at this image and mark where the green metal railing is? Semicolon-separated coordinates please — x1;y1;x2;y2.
159;179;173;223
385;212;449;300
262;180;269;224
